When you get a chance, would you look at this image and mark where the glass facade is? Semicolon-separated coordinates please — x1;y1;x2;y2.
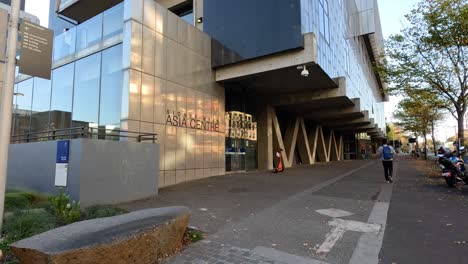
14;44;124;135
53;3;124;62
13;3;125;136
204;0;303;67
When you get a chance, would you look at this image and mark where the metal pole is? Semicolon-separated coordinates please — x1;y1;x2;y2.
0;0;20;229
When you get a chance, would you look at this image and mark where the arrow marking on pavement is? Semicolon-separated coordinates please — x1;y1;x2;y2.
315;210;381;255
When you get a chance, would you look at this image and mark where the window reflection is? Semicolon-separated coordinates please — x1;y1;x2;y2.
53;27;76;61
76;14;103;52
73;53;101;129
51;63;74;130
100;44;123;137
103;3;124;39
30;78;51;133
13;79;33;135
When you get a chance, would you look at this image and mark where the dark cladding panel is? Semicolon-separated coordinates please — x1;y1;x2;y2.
204;0;303;68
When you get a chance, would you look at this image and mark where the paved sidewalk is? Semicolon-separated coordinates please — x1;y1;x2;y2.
379;160;468;264
123;160;395;264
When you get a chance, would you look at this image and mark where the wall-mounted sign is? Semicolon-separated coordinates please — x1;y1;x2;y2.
18;20;54;80
225;111;257;141
166;110;220;132
55;140;70;187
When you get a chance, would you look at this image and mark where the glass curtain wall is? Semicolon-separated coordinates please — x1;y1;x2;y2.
12;3;124;138
14;44;123;136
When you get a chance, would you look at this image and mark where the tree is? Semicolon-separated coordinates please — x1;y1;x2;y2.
393;90;444;158
379;0;468;146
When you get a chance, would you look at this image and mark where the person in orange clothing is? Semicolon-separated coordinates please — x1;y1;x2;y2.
274;148;284;173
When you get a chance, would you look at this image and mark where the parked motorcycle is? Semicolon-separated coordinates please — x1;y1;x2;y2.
438;154;468;188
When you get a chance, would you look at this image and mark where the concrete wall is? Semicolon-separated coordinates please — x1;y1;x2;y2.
73;139;159;206
7;139;159;207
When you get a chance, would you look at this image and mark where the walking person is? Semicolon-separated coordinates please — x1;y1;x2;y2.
377;138;395;183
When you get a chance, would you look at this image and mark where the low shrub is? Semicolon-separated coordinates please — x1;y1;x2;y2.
4;193;29;212
49;189;80;225
81;205;128;220
5;190;49;212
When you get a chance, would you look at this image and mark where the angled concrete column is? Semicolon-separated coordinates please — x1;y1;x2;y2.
296;118;313;165
330;130;340;161
272;112;290;167
257;105;274;170
283;118;300;167
316;126;330;162
307;124;319;164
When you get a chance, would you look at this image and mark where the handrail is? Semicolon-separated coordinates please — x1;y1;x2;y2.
11;127;158;144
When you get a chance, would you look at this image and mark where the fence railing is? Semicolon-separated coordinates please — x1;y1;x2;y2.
10;127;157;144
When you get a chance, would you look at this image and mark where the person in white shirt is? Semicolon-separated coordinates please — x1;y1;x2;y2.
377;138;396;183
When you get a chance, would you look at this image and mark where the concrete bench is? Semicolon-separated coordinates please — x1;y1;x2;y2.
11;206;190;264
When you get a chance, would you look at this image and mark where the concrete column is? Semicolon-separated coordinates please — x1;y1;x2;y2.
307;124;319;164
297;118;313;164
283;117;299;167
271;111;289;167
330;130;339;161
257;105;274;170
316;126;329;162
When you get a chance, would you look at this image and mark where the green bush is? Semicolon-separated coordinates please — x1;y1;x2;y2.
49;189;81;225
81;205;128;220
5;190;49;212
4;193;29;212
2;210;56;245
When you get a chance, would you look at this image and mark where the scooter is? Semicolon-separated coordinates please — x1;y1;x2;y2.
438;154;468;188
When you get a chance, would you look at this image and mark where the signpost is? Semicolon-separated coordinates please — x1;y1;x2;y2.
18;20;54;80
0;0;20;230
55;140;70;187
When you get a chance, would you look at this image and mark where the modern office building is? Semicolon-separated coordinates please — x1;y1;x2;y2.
9;0;386;196
48;0;76;35
0;0;25;11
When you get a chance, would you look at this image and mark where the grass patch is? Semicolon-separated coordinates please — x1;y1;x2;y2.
5;190;49;212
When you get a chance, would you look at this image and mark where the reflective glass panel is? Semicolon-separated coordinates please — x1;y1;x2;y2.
50;63;74;130
72;53;101;128
76;14;103;52
103;3;124;39
205;0;302;67
31;77;51;133
13;79;33;135
181;11;193;25
100;44;123;129
53;27;76;61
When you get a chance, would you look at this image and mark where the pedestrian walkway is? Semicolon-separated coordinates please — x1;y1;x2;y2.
122;160;398;264
379;160;468;264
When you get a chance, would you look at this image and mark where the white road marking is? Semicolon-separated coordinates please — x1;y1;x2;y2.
348;162;399;264
316;208;354;218
316;219;381;255
316;226;347;254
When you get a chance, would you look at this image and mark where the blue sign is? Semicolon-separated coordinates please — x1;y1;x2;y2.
56;140;70;163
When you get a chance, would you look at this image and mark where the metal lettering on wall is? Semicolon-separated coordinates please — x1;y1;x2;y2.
166;109;220;132
225;111;257;141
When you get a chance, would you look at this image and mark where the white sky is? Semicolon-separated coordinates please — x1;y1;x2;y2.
24;0;457;141
25;0;49;27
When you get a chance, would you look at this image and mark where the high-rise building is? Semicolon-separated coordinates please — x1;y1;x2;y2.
48;0;76;35
9;0;388;204
0;0;25;11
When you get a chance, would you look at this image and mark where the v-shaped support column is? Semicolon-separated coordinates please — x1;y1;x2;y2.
296;118;313;165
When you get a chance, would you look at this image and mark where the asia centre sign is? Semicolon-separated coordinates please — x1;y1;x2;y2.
18;20;54;80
